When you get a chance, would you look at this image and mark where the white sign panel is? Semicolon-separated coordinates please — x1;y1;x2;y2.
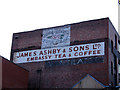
13;42;104;63
41;25;70;49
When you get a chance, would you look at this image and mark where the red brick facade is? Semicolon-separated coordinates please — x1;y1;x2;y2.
10;18;119;88
1;56;29;88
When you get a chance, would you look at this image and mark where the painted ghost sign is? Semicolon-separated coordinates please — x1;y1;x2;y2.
41;25;70;49
45;56;104;67
13;42;104;63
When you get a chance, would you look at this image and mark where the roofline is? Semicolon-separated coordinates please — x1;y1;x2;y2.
72;74;106;88
108;18;120;40
1;55;29;72
13;17;109;35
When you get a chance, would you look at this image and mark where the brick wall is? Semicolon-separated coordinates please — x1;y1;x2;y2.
10;18;118;88
2;57;29;88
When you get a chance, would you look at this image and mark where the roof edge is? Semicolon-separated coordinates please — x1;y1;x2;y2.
13;17;109;34
72;74;106;88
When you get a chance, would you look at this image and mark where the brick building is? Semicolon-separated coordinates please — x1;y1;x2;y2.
10;18;120;88
0;56;28;89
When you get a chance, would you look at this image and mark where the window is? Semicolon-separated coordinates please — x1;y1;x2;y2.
118;40;120;53
119;73;120;82
115;35;117;49
111;61;113;75
111;40;113;53
114;73;117;86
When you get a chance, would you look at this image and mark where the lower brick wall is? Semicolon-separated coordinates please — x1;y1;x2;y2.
2;57;29;88
18;57;108;88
